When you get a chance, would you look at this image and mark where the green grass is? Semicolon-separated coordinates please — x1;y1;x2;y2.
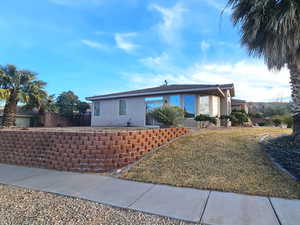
122;128;300;199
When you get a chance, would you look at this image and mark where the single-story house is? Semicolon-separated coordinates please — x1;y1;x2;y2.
86;83;235;127
231;99;249;114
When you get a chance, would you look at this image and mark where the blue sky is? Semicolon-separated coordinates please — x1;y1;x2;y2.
0;0;290;102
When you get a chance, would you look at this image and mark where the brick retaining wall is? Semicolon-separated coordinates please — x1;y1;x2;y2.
0;128;190;172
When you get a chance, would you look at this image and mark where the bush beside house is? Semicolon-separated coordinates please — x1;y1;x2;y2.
150;106;184;127
194;114;219;128
229;109;251;126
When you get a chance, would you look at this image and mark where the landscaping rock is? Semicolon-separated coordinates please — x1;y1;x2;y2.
262;135;300;180
0;184;200;225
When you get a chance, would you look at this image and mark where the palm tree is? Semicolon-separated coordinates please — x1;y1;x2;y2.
227;0;300;134
0;64;48;127
21;81;57;112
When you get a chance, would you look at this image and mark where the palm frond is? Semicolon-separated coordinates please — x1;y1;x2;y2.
227;0;300;69
0;88;10;101
0;64;49;108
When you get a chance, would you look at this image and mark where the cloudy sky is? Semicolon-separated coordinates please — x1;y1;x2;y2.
0;0;290;102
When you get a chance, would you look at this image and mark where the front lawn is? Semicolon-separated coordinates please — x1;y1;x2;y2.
122;128;300;199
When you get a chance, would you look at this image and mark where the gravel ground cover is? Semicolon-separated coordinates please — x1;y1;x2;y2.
263;135;300;180
0;184;200;225
122;128;300;199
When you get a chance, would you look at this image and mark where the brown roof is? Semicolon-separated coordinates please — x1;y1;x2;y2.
86;83;235;101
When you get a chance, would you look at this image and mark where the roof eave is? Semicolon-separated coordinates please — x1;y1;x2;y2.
86;86;234;101
217;87;225;97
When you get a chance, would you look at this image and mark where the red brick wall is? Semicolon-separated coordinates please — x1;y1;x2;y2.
0;128;190;172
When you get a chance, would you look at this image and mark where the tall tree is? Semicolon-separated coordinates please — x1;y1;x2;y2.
227;0;300;134
0;64;47;127
56;91;79;116
77;101;90;114
56;91;90;116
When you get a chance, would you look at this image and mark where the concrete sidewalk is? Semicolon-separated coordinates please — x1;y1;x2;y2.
0;163;299;225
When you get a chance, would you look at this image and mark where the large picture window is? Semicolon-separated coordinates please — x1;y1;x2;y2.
184;95;196;118
94;102;100;116
200;96;209;115
119;100;127;115
169;95;180;107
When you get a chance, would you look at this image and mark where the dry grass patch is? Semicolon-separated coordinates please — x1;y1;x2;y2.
122;128;300;199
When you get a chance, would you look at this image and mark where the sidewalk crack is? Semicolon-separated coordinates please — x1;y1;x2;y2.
127;184;156;208
199;190;211;223
268;197;282;225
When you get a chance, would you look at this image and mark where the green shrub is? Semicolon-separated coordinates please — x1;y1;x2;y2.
272;118;282;127
249;112;264;118
272;114;293;128
195;114;210;121
258;122;266;126
150;106;184;127
229;110;249;126
220;115;231;120
282;115;293;128
195;114;217;124
232;109;247;114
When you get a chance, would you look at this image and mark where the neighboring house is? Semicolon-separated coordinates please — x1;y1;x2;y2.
0;106;38;128
231;99;249;113
86;83;235;127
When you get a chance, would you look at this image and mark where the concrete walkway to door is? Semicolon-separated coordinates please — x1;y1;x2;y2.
0;163;300;225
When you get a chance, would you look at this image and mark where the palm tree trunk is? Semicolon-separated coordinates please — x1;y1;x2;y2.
38;107;45;126
2;90;18;127
288;63;300;134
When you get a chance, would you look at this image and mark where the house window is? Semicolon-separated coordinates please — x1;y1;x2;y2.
119;100;127;115
169;95;180;107
145;96;164;126
94;102;100;116
200;96;209;115
184;95;196;118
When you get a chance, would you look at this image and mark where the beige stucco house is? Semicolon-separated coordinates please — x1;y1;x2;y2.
86;84;235;127
231;99;249;113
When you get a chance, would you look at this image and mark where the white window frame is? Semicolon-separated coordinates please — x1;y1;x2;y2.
119;99;127;116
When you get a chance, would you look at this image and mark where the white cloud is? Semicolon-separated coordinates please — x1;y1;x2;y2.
200;40;239;51
115;32;138;53
81;39;108;50
150;3;187;45
125;60;291;102
140;52;170;69
49;0;103;6
216;41;239;48
200;41;210;51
